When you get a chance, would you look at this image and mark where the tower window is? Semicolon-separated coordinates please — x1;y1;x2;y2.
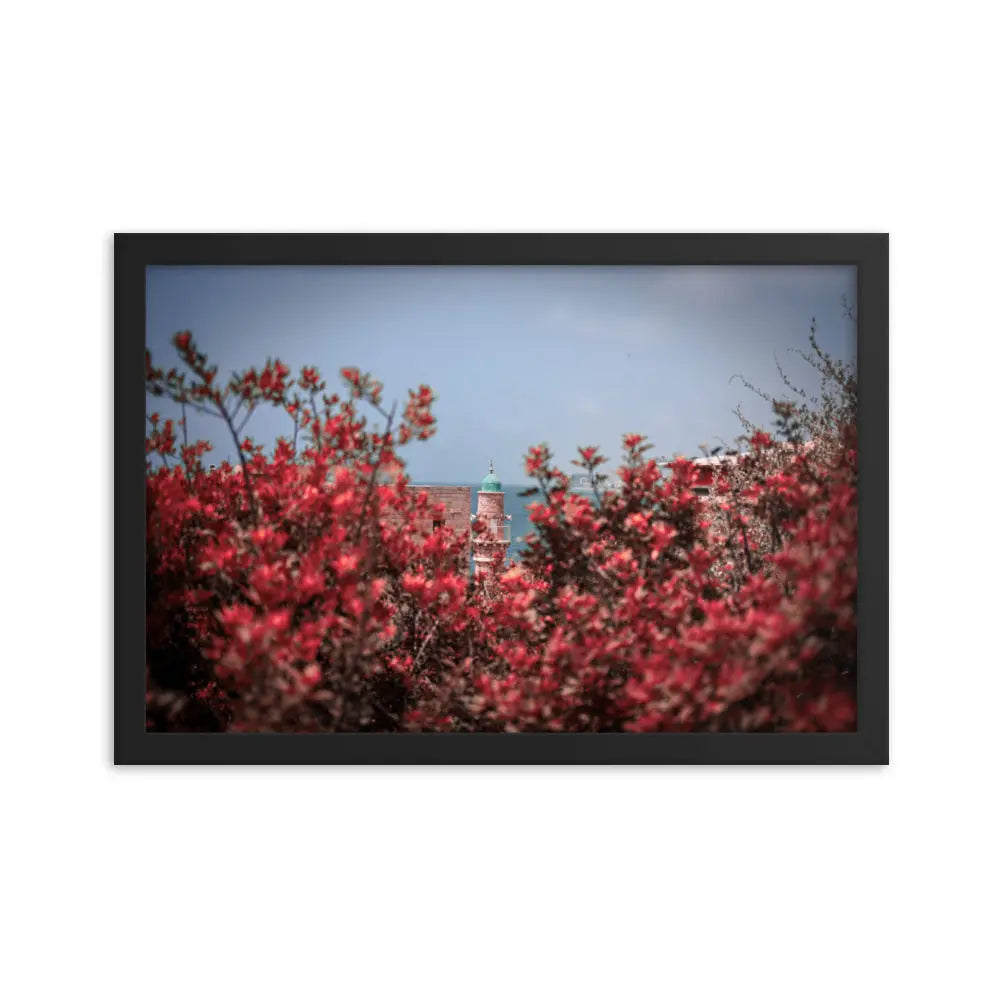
432;519;443;532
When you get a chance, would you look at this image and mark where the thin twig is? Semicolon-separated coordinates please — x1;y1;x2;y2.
212;391;258;520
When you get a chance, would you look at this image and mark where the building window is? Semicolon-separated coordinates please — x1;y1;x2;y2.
432;519;443;532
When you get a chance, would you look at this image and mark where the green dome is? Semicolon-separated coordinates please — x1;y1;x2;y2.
481;460;502;492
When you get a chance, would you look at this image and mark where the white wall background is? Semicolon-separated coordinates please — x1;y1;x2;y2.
3;2;997;998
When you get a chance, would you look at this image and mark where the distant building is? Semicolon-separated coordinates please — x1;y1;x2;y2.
405;483;473;550
659;441;816;497
404;462;511;577
470;460;511;577
569;471;625;493
663;455;737;497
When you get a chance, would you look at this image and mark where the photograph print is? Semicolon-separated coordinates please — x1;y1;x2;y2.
143;259;859;737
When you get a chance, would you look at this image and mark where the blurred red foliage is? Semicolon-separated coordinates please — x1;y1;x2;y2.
146;330;856;733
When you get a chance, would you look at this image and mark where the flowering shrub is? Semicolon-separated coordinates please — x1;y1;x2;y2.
146;329;857;733
146;333;477;731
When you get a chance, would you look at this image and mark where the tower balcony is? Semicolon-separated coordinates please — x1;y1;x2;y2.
470;515;511;544
473;525;511;544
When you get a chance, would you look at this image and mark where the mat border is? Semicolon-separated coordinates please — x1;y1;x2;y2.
116;233;888;764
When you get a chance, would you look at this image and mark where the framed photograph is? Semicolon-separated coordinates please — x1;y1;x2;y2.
117;234;888;764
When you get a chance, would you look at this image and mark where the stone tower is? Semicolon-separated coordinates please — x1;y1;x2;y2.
471;460;510;577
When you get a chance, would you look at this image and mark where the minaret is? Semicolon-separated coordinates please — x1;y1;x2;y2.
471;459;510;577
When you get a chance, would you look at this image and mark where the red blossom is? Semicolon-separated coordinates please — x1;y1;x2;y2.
146;335;857;735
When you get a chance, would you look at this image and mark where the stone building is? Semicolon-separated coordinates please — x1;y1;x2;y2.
386;462;513;577
470;460;511;577
405;484;472;539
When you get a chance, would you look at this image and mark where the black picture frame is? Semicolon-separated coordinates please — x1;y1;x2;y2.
117;233;888;765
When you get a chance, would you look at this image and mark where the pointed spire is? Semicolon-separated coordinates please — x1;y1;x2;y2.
489;458;494;475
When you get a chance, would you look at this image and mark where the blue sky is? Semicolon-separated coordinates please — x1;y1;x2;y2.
146;265;856;482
